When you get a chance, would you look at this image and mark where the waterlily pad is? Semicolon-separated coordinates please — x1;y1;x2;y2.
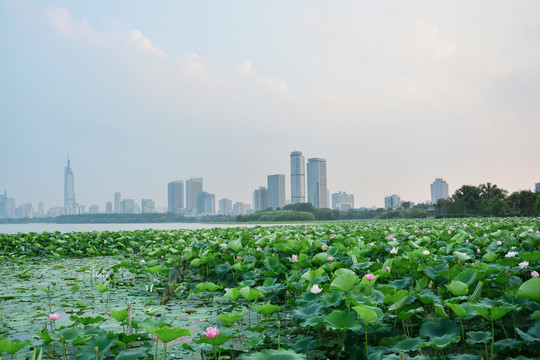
330;268;359;293
239;348;307;360
324;309;362;331
446;281;468;296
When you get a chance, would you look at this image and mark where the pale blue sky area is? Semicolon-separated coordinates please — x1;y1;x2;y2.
1;0;539;210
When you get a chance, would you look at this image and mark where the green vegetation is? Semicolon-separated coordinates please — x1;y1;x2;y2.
0;218;539;359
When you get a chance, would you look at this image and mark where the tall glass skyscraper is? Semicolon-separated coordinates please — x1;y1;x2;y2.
307;157;328;208
186;177;203;213
168;180;185;213
430;178;449;204
64;158;76;208
267;174;285;209
290;151;305;204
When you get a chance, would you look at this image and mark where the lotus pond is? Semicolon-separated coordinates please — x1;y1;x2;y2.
0;218;539;360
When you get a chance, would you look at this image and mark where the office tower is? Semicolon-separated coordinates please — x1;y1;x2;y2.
536;182;540;193
88;205;99;214
121;199;136;214
0;191;14;218
332;191;354;210
197;192;215;215
141;199;155;214
431;178;449;204
290;151;306;204
307;158;328;208
384;194;401;210
168;180;185;213
218;198;233;216
253;186;268;211
186;178;203;213
114;192;122;214
38;202;44;217
64;157;76;209
267;174;286;209
233;202;246;216
105;201;112;214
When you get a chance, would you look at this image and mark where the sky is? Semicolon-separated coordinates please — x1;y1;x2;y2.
1;0;539;211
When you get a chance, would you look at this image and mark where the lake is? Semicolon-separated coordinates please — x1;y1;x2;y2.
0;222;282;234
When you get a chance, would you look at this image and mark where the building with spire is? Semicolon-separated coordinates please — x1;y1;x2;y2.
64;157;76;210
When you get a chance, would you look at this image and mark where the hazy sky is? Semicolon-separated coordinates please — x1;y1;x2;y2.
1;0;539;211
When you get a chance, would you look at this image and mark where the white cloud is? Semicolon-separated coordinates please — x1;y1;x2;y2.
401;76;428;102
129;29;166;57
236;60;288;94
409;18;457;59
488;64;513;76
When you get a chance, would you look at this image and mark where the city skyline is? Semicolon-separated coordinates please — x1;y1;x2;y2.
2;1;539;210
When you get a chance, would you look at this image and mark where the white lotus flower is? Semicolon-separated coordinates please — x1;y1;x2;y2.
518;261;529;269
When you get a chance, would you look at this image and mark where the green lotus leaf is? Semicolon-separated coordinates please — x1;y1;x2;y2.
195;333;234;346
238;348;307;360
492;338;522;352
468;281;483;303
517;278;540;302
227;239;243;252
352;305;378;324
482;252;498;263
330;268;359;293
420;320;460;339
70;315;106;325
446;281;468;296
423;333;460;349
224;287;241;301
243;334;264;350
218;312;245;326
290;335;318;354
75;333;116;360
466;331;491;345
196;282;223;292
148;326;190;343
453;271;476;286
0;337;32;355
453;251;471;261
263;256;286;274
301;268;325;283
391;337;423;352
239;287;263;301
110;310;129;322
388;296;409;311
324;310;362;331
94;283;109;293
114;350;147;360
256;303;281;316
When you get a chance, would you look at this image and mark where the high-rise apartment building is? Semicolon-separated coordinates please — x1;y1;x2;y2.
186;178;203;213
141;199;155;214
307;158;328;208
88;205;99;214
168;180;185;213
267;174;286;209
384;194;401;210
114;192;122;214
290;151;306;204
197;192;215;215
253;186;268;211
64;158;76;209
332;191;354;210
105;201;112;214
233;202;247;216
121;199;136;214
535;182;540;193
218;198;233;216
431;178;449;204
0;191;15;218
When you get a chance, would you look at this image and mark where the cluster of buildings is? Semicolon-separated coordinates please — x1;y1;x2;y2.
3;155;537;219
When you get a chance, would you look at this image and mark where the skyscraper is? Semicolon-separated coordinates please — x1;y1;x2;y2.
114;192;122;214
431;178;449;204
197;192;215;215
168;180;185;213
186;178;203;213
253;186;268;211
218;198;233;216
535;182;540;193
384;194;401;210
64;157;76;209
307;158;328;208
332;191;354;210
141;199;155;214
290;151;305;204
267;174;286;209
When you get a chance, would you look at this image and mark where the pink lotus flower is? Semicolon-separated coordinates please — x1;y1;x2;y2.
322;244;328;250
387;236;394;240
48;313;61;321
414;230;419;234
369;242;375;247
226;261;230;265
310;284;323;294
532;270;539;278
364;274;376;281
256;247;262;251
497;241;502;246
291;254;298;262
237;256;241;260
330;236;335;240
386;266;391;272
477;249;481;254
327;256;334;261
440;230;444;234
203;327;219;339
427;230;431;234
374;226;377;229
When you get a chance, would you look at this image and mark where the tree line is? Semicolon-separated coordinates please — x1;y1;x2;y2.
435;183;539;217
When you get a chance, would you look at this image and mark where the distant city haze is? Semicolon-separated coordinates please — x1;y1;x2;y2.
1;1;539;212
